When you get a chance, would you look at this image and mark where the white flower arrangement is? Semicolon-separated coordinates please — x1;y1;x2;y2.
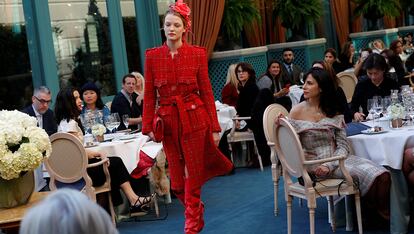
0;110;52;180
387;103;406;119
91;123;106;137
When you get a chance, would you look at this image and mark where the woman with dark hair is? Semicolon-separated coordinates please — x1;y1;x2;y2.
307;60;352;123
80;82;110;126
336;41;355;73
288;67;390;221
235;62;259;129
351;53;399;121
256;59;292;111
54;87;153;214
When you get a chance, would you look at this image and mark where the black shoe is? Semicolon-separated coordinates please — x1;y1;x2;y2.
130;194;154;214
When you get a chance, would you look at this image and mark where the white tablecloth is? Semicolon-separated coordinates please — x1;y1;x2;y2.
347;126;414;169
215;101;237;137
89;133;149;173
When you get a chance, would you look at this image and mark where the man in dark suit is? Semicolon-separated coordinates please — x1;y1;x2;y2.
22;86;57;136
22;86;57;135
21;86;57;192
280;48;303;85
111;74;142;131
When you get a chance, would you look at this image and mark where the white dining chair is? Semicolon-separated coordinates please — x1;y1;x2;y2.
274;118;363;234
262;103;289;216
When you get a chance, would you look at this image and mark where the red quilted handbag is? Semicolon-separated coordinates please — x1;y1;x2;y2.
152;115;164;142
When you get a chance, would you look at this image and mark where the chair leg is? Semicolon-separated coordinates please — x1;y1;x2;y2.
228;143;234;163
252;140;263;171
345;195;354;231
107;192;116;224
354;193;363;234
328;196;336;232
271;150;279;216
287;195;292;234
309;207;315;234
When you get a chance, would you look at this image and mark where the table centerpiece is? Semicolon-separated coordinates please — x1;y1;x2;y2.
0;110;52;208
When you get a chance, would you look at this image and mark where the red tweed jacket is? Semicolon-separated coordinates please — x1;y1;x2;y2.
142;43;232;190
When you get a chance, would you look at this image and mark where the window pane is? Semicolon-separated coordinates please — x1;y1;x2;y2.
49;0;116;96
0;0;33;110
157;0;174;43
120;0;140;72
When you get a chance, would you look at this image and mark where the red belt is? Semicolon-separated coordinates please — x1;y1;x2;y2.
158;93;200;135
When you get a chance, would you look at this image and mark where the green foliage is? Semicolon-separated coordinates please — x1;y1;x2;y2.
273;0;322;31
222;0;261;41
352;0;401;19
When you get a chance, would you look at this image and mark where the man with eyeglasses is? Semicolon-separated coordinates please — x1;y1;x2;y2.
21;86;57;192
21;86;57;136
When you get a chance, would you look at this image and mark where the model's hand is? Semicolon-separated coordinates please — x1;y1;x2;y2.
213;132;220;146
314;165;330;177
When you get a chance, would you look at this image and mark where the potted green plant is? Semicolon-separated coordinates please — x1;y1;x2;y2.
272;0;323;41
352;0;401;30
217;0;260;50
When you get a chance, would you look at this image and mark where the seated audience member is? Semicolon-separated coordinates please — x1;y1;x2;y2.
308;61;352;123
21;86;57;191
351;53;399;121
371;39;385;54
256;59;292;111
80;82;110;127
380;49;408;86
111;74;142;130
280;48;303;85
235;62;259;129
390;39;407;62
54;88;153;213
21;86;57;136
221;64;239;107
354;48;372;78
20;189;118;234
288;67;390;222
131;71;144;113
235;62;260;167
324;48;342;74
335;41;355;74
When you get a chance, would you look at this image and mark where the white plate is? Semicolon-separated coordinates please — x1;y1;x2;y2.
361;129;388;135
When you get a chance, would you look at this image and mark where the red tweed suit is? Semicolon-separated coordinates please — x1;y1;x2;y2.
142;43;233;233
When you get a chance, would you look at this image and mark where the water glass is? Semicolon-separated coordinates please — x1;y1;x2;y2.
122;114;129;129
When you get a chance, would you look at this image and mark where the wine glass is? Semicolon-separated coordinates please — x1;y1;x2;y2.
367;98;379;126
122;114;129;129
381;96;391;118
111;113;121;132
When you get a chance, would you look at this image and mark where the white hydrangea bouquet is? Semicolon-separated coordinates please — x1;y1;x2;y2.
0;110;52;180
91;123;106;137
387;103;405;120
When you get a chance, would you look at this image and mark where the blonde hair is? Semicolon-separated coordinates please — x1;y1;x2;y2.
131;71;145;94
225;64;238;90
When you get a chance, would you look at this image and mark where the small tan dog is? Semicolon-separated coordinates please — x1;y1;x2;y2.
149;149;170;196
